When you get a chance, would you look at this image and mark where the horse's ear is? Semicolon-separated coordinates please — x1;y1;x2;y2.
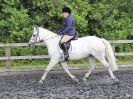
33;25;38;29
32;26;36;30
35;26;38;30
40;25;44;28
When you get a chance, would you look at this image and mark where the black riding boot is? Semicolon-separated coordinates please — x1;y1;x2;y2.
61;42;69;61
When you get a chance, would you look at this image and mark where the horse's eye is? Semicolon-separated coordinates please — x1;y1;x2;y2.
33;34;35;36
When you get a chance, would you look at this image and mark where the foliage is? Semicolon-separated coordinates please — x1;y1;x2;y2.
0;0;132;67
0;0;132;42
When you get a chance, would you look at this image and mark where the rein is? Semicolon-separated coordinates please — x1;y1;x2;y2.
43;35;60;41
35;27;60;42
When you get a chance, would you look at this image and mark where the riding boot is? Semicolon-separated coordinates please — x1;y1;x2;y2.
61;42;69;61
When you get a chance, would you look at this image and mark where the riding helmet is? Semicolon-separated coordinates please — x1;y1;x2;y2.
62;7;71;14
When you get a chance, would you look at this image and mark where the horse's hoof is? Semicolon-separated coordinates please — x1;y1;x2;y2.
73;77;79;83
83;78;88;85
38;80;43;85
83;77;87;82
112;78;120;84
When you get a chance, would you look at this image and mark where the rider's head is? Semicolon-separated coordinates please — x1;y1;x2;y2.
62;6;71;18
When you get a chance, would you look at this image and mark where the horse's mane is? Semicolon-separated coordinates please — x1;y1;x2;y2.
39;27;58;36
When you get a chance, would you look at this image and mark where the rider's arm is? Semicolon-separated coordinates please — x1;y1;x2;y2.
57;27;64;35
61;17;72;34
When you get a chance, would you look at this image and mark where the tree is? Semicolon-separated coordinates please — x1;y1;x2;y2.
87;0;133;40
0;0;32;42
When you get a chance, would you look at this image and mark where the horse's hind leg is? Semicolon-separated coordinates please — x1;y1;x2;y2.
83;56;95;81
60;62;79;83
98;57;117;80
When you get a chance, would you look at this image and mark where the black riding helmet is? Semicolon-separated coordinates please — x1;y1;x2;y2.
62;7;71;14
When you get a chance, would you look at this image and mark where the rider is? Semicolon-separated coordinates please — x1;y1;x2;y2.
57;6;77;61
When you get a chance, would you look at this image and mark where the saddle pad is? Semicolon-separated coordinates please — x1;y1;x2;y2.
58;45;73;54
59;42;77;55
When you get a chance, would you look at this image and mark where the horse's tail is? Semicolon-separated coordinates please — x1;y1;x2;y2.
102;39;118;71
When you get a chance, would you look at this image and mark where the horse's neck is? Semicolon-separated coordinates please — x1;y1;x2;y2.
44;36;61;51
40;28;60;48
42;29;57;39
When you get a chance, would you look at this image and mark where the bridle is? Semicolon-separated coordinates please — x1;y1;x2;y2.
29;27;40;44
29;27;59;44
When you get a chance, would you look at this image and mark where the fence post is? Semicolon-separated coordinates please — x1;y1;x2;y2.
5;45;11;69
111;43;115;53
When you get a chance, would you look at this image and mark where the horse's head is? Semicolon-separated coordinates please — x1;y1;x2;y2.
28;27;42;47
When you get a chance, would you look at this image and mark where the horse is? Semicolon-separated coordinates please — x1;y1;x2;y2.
28;27;119;84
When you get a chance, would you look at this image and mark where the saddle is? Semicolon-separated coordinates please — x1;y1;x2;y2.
60;35;78;50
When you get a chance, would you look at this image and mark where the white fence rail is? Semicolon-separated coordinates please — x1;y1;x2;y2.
0;40;132;69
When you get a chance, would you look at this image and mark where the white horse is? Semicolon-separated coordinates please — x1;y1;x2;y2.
28;27;118;84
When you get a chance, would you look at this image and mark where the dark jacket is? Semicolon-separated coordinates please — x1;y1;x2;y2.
58;15;76;36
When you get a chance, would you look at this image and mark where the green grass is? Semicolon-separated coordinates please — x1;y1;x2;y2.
0;56;132;69
0;60;132;69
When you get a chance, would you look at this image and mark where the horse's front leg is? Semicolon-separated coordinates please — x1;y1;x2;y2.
39;58;59;84
60;62;79;83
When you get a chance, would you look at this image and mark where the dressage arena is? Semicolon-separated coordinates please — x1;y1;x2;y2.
0;67;133;99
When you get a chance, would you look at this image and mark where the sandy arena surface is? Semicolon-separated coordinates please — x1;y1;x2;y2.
0;70;133;99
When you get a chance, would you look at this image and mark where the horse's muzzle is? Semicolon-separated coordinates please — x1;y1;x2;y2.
28;42;36;47
28;43;31;47
28;41;33;47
